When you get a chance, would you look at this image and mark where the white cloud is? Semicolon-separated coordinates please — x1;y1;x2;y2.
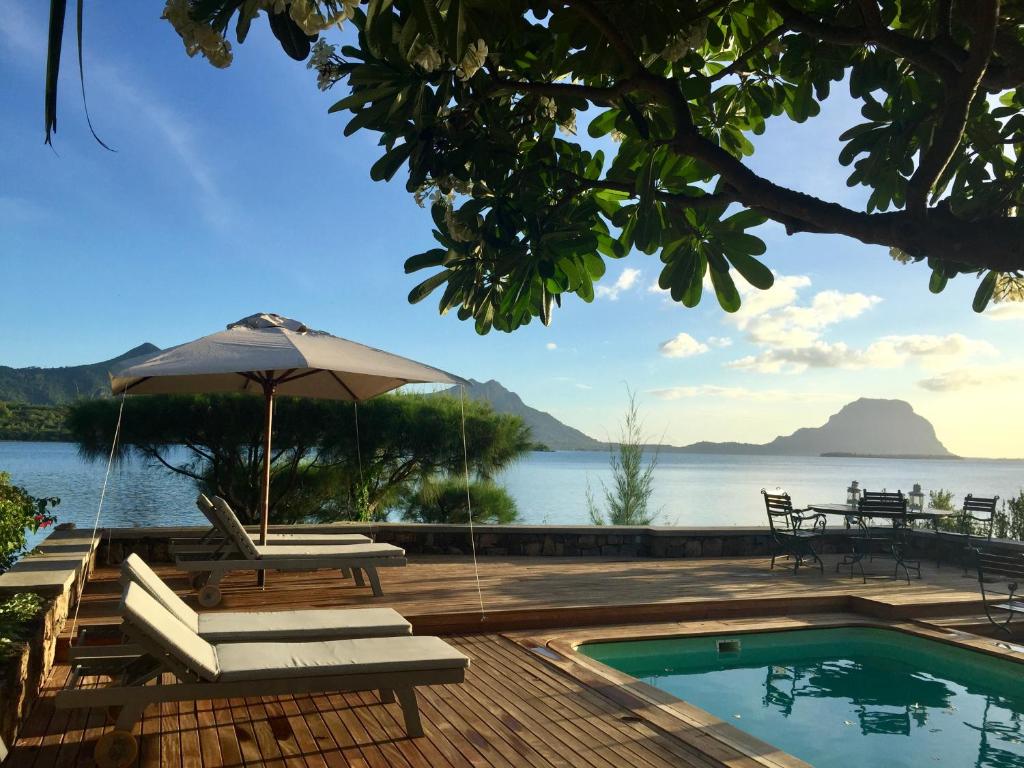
730;274;812;328
707;336;733;348
659;332;709;358
918;365;1024;392
986;303;1024;321
596;268;641;300
727;333;997;374
649;385;836;402
647;279;668;295
545;342;558;351
740;290;882;347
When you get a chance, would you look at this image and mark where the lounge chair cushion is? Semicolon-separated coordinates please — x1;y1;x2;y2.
122;583;219;681
252;542;405;559
122;554;200;632
214;635;470;683
196;608;412;642
211;497;261;560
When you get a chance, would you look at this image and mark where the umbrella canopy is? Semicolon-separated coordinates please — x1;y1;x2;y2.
111;313;463;400
109;313;464;546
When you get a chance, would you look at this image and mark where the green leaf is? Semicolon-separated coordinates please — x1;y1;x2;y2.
587;110;620;138
404;248;447;273
973;271;998;313
709;262;741;312
726;252;774;289
369;142;411;181
408;270;452;303
928;269;948;294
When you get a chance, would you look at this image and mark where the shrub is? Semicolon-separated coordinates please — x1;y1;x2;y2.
994;492;1024;541
0;593;44;660
587;390;658;526
401;478;519;525
0;472;59;573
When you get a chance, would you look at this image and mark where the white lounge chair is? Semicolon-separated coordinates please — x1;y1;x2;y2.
126;553;412;640
57;583;469;767
174;499;406;606
171;494;371;556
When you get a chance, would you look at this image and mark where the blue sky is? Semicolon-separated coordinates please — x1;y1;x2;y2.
2;2;1022;457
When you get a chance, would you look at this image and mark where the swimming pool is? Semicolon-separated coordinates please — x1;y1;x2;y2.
581;627;1024;768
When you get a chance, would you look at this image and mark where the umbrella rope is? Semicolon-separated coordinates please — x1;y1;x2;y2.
69;389;126;640
459;386;486;620
353;402;372;541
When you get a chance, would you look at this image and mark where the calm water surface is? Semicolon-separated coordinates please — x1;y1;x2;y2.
3;443;1023;542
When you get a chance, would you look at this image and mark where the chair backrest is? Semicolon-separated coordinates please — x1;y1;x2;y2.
974;548;1024;599
211;496;261;560
859;490;907;517
762;489;794;533
964;494;999;537
121;554;199;633
120;582;220;682
196;494;221;530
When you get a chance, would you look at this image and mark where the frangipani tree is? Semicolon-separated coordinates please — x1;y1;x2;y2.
46;1;1024;330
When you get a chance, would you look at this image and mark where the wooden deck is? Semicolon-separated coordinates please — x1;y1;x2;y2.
9;553;992;767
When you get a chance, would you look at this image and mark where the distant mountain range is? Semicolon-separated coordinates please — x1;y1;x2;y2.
667;398;954;458
0;344;159;405
441;382;953;458
1;348;954;458
442;379;604;451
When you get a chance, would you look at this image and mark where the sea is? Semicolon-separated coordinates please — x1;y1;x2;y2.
3;442;1023;549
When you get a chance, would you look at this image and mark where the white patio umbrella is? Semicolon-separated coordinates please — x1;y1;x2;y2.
109;313;464;544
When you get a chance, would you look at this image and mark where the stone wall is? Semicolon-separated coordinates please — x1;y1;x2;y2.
97;521;866;564
0;530;97;755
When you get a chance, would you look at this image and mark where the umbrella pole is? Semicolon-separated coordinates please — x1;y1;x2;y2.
258;383;275;587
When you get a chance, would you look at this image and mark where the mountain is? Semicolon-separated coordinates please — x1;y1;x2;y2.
669;398;954;458
0;344;159;405
440;379;603;451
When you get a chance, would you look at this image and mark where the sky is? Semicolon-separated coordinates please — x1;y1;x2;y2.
2;2;1023;458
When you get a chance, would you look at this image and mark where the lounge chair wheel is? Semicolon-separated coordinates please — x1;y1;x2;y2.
191;573;209;590
95;729;137;768
198;584;222;608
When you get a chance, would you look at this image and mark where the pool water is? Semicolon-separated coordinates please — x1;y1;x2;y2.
581;627;1024;768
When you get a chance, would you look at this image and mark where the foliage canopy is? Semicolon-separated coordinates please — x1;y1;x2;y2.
46;0;1024;328
68;392;531;523
0;472;59;573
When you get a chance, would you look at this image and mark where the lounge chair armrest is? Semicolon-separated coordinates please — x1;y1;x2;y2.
791;511;826;531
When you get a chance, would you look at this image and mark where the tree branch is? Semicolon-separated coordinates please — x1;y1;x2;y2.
708;25;787;83
573;175;735;209
906;0;999;215
564;0;643;76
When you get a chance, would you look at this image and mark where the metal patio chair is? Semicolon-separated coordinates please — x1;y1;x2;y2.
762;489;826;574
973;546;1024;637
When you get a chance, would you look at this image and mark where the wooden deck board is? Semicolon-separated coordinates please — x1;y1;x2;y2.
11;553;992;767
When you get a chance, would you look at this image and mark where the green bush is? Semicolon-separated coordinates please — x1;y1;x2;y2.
587;391;658;526
401;478;519;525
994;492;1024;541
0;472;59;572
0;592;44;660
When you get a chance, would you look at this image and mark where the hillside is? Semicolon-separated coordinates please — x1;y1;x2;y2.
669;398;954;457
0;344;159;405
437;379;603;451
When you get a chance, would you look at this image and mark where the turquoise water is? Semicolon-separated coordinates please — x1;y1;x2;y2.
582;627;1024;768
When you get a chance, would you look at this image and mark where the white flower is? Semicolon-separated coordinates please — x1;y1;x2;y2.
308;39;336;69
558;109;578;136
409;39;443;72
162;0;233;68
610;129;626;143
341;0;359;21
456;39;488;81
538;96;558;120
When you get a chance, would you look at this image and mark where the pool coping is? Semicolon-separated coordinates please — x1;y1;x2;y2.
506;613;1024;768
